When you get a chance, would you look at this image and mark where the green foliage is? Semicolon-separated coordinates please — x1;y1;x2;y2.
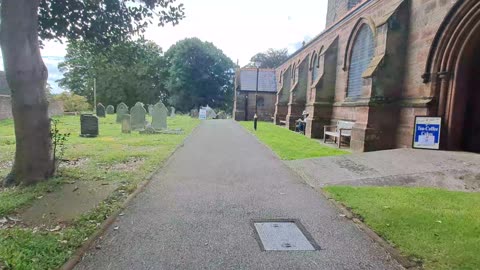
54;92;90;112
324;186;480;270
239;121;348;160
58;39;168;107
38;0;184;45
164;38;236;112
0;229;70;270
249;48;290;69
50;119;71;173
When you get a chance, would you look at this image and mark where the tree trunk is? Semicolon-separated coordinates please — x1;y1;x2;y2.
0;0;54;186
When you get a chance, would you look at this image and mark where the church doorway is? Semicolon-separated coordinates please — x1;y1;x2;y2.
429;0;480;153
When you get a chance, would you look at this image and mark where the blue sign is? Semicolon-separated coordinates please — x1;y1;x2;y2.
413;117;442;150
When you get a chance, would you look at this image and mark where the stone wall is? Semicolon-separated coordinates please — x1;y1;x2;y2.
0;95;12;120
234;92;276;121
0;95;64;121
275;0;458;152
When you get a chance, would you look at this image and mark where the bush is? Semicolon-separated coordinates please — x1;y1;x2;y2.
53;92;90;112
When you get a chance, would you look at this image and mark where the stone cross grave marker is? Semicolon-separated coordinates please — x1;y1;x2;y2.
152;102;168;130
116;103;129;123
106;105;115;114
130;102;147;130
96;103;106;118
122;114;131;134
80;114;99;137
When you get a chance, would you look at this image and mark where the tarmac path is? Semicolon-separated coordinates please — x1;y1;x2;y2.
76;120;402;270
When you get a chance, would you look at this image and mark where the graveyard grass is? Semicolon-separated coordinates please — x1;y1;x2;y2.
239;121;348;160
0;115;200;270
324;186;480;270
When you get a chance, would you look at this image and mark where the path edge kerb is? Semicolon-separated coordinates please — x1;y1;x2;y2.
59;122;202;270
236;121;418;270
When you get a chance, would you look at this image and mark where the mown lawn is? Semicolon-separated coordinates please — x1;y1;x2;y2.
239;121;348;160
0;114;200;270
324;186;480;270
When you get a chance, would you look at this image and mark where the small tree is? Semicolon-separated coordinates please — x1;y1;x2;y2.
54;92;90;112
0;0;184;186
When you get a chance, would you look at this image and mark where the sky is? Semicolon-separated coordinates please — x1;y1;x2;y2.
1;0;328;94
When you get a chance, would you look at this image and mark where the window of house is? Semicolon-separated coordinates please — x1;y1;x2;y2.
347;24;374;98
256;97;265;107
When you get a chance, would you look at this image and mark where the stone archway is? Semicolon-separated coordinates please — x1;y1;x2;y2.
426;0;480;152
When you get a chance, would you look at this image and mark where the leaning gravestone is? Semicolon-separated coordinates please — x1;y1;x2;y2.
130;102;147;130
80;114;99;137
106;105;115;114
151;102;168;130
121;114;131;134
170;107;176;118
96;103;106;118
116;103;129;123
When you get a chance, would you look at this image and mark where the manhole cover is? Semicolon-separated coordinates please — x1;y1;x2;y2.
252;219;319;251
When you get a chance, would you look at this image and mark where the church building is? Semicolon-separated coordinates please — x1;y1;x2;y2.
274;0;480;153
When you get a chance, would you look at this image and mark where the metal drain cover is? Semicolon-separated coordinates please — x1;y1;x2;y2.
253;220;319;251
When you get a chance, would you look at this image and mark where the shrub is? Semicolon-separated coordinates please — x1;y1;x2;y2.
53;92;90;112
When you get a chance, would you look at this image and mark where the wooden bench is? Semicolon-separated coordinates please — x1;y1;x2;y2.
323;120;354;148
279;120;287;125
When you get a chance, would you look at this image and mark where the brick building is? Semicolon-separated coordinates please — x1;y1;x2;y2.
274;0;480;153
233;68;277;121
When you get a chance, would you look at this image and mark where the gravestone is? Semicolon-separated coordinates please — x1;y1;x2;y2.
106;105;115;114
148;104;154;115
116;103;129;123
151;102;168;130
121;114;131;134
130;102;147;130
80;114;99;137
96;103;106;117
190;109;199;118
170;107;176;118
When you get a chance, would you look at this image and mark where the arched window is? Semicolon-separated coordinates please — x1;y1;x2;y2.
312;53;320;83
291;64;297;85
256;96;265;107
347;25;374;98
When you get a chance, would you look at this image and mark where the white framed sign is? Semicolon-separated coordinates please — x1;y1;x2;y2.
199;109;207;120
413;116;442;150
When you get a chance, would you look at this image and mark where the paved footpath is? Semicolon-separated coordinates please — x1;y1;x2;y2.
76;120;402;270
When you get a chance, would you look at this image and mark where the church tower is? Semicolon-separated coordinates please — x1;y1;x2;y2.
326;0;362;26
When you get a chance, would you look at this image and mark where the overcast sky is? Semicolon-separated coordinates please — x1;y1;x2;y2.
2;0;328;93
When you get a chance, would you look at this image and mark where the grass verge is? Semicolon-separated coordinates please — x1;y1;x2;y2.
324;186;480;270
239;121;348;160
0;114;200;270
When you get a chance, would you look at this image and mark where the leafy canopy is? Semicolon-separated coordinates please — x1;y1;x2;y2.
249;48;289;69
39;0;184;45
164;38;236;112
58;39;168;107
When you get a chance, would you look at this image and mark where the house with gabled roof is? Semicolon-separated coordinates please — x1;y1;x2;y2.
233;68;277;121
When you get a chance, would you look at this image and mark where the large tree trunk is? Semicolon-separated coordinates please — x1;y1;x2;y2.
0;0;54;186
